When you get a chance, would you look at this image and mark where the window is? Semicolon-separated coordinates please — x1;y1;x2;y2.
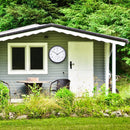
12;47;25;70
30;47;43;69
8;43;48;74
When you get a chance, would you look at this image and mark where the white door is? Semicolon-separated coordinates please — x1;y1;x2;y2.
68;42;94;96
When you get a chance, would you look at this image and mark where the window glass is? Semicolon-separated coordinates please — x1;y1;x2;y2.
30;47;43;69
12;48;25;70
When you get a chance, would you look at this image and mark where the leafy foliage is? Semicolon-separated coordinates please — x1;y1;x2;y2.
5;104;26;118
57;1;130;68
22;83;42;101
55;88;75;116
28;83;42;96
104;93;124;107
0;0;63;31
0;82;9;108
51;0;75;7
55;88;75;104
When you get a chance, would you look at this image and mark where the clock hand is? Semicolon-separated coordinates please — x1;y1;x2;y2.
57;50;64;55
52;51;57;55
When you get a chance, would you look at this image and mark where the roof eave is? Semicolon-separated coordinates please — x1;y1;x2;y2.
0;23;128;46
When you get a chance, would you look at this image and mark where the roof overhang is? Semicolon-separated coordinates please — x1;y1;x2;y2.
0;24;128;46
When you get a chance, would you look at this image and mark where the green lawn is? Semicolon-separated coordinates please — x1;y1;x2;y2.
0;117;130;130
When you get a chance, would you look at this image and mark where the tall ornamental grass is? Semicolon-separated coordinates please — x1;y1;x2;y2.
24;95;61;118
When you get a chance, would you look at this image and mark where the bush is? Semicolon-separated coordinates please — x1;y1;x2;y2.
122;106;130;115
55;88;74;104
22;83;43;101
104;93;125;107
123;98;130;106
0;82;9;108
55;88;75;116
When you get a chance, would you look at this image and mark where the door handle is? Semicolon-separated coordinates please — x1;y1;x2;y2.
70;61;74;69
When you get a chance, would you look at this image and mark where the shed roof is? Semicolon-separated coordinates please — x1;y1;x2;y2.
0;23;128;46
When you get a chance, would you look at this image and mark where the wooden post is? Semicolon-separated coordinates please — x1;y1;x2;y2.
112;44;116;93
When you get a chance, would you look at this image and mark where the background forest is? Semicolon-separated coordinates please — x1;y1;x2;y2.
0;0;129;74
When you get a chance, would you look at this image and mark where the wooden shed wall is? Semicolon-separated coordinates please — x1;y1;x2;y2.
0;31;105;98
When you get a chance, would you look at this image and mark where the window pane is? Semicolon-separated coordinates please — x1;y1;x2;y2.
30;47;43;69
12;48;25;70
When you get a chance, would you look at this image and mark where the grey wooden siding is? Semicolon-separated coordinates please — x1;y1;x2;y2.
0;31;104;98
94;41;105;89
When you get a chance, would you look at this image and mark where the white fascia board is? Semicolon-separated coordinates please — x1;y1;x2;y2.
0;27;126;46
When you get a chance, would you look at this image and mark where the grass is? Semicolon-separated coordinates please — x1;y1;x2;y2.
0;117;130;130
116;76;130;99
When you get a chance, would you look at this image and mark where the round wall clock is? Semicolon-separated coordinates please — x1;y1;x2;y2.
49;46;66;63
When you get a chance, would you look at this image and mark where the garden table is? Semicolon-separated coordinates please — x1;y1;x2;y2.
17;77;50;94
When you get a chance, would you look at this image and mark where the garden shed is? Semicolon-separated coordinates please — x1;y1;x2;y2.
0;23;128;98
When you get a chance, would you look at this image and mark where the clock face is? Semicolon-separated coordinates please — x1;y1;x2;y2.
49;46;66;63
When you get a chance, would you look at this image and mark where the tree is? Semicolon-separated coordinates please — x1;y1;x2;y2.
0;0;63;31
58;0;130;72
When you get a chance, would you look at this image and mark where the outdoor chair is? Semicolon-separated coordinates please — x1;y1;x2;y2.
49;79;70;93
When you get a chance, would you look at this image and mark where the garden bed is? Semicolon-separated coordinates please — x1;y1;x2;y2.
0;78;130;120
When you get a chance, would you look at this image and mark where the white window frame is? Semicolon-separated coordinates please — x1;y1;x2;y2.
8;43;48;74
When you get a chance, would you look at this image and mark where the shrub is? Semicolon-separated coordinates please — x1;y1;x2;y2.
22;83;43;101
55;88;74;104
104;93;125;107
0;82;9;108
124;98;130;106
28;83;42;96
55;88;75;116
122;106;130;115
